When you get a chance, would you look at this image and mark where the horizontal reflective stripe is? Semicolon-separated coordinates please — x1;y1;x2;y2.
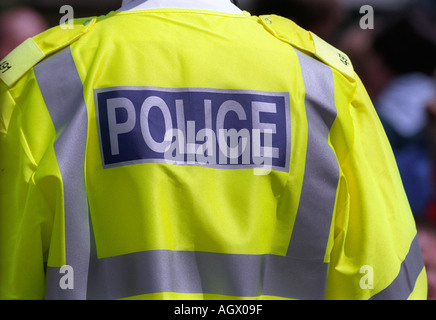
34;47;91;300
46;250;328;300
370;235;425;300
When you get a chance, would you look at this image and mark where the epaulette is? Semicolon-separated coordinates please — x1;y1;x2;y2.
0;16;97;87
259;14;354;79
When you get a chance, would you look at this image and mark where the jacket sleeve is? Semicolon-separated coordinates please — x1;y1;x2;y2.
0;75;60;299
325;73;428;299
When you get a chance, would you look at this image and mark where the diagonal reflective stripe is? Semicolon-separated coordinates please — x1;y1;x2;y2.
287;50;339;260
34;47;90;300
369;235;425;300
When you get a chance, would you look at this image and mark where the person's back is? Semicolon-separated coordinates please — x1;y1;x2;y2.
0;0;427;299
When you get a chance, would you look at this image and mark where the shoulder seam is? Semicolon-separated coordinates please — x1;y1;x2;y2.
259;14;355;80
35;17;97;59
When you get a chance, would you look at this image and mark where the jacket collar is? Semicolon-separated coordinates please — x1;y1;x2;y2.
120;0;243;14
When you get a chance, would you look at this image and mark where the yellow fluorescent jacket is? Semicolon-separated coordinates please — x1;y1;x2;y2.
0;9;428;300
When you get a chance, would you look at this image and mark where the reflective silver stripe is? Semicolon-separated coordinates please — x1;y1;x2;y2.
370;235;425;300
86;250;327;299
288;50;339;259
285;50;339;294
34;47;90;299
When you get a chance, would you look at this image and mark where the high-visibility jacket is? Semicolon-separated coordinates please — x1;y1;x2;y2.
0;5;427;300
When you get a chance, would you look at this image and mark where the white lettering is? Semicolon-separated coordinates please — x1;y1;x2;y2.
107;97;136;155
195;128;216;165
163;128;185;163
217;304;263;315
103;93;283;173
218;128;251;165
252;101;279;159
174;304;208;317
186;121;199;164
253;128;273;175
140;96;172;153
216;100;247;164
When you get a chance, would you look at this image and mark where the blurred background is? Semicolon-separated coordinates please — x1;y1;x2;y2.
1;0;436;299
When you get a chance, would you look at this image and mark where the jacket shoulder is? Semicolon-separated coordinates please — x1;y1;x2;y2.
0;16;97;87
259;14;354;79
